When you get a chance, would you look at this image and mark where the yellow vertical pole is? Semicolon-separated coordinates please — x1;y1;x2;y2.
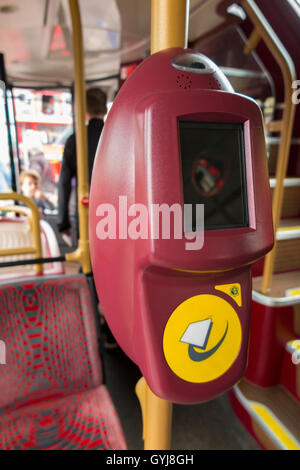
135;0;189;451
151;0;189;54
66;0;91;274
136;377;173;450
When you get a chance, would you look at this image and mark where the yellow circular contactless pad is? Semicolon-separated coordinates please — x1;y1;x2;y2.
163;294;242;383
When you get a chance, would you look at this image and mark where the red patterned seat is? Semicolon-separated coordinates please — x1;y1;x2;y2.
0;275;126;450
0;388;125;450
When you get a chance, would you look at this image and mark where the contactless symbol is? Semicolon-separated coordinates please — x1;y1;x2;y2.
163;295;242;383
180;319;228;362
181;319;213;351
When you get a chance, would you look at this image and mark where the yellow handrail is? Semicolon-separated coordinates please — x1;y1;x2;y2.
243;28;261;55
0;193;43;274
241;0;297;294
66;0;91;274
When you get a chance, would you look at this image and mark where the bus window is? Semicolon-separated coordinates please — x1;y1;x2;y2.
13;88;73;209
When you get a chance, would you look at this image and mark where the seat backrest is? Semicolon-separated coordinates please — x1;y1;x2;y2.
0;218;64;279
0;275;103;413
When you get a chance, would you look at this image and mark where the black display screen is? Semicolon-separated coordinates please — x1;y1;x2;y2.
179;121;249;231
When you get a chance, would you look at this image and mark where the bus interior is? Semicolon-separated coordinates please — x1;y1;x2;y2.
0;0;299;451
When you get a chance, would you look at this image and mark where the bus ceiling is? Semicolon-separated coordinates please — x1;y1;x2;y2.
0;1;298;103
0;0;257;87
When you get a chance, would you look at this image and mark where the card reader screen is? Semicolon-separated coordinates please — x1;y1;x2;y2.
179;121;249;231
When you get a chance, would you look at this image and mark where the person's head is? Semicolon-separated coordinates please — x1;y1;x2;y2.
86;87;107;120
28;147;44;158
20;170;40;198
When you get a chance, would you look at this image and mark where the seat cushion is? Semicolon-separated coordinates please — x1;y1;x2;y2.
0;386;127;450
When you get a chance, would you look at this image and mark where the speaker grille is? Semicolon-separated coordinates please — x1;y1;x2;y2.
176;73;192;90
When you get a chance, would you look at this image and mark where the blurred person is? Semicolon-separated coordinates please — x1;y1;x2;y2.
57;87;107;247
28;147;56;195
20;169;54;213
57;88;117;349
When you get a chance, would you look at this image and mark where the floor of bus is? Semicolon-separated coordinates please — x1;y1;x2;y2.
51;215;260;450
